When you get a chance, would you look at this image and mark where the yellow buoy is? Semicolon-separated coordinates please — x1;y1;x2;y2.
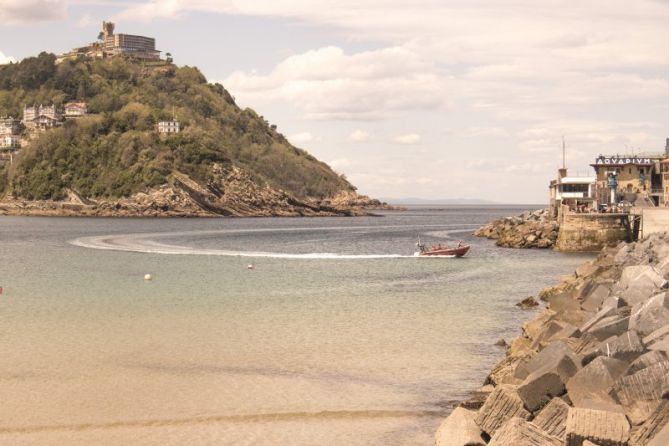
144;274;152;281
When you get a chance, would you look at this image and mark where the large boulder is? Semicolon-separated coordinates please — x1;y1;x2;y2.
566;356;628;413
630;400;669;446
532;397;570;441
435;407;486;446
613;360;669;424
625;351;667;376
594;330;645;363
475;385;531;436
487;417;562;446
565;407;630;446
616;265;668;307
629;292;669;337
586;315;630;341
581;284;612;313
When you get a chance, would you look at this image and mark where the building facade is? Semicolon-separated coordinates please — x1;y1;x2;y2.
0;117;20;136
157;120;180;134
23;105;62;131
549;167;596;217
0;135;21;149
590;154;665;207
64;102;88;118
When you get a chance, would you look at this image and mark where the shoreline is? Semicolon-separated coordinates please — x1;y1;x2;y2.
436;231;669;445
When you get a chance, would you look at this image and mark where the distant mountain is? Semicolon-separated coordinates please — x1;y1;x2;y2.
381;197;497;205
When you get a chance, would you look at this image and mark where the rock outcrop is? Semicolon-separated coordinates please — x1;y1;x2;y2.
435;232;669;446
0;164;390;217
474;209;559;249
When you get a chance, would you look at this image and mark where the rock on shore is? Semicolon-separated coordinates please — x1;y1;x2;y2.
0;165;392;218
435;233;669;446
474;209;559;249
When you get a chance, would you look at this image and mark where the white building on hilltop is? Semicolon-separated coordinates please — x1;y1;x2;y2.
157;120;180;134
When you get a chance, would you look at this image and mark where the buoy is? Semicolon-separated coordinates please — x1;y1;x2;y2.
144;274;153;281
247;264;254;270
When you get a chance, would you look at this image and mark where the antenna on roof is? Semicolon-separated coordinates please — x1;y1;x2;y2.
562;135;566;169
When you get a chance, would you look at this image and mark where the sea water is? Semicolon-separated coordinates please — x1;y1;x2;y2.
0;206;591;445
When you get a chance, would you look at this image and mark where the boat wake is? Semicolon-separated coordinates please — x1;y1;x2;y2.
70;225;476;260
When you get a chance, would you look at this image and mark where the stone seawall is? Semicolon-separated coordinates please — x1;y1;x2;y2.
555;213;630;252
435;234;669;445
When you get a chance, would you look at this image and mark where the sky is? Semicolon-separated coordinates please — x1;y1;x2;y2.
1;1;669;203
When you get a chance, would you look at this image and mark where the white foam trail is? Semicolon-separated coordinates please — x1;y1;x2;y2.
70;225;477;260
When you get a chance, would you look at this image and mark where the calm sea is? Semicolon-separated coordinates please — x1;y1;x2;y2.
0;206;591;445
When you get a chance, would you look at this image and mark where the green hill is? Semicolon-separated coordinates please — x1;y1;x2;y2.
0;53;366;215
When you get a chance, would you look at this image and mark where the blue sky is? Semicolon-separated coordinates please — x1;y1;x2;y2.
2;0;669;203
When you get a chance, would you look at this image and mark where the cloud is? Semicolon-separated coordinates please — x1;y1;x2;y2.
349;130;370;142
0;51;17;65
0;0;67;24
288;132;321;144
223;45;444;120
77;13;96;28
329;158;352;171
393;133;421;145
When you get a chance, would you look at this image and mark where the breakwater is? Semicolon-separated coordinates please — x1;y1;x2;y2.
436;233;669;445
474;209;559;248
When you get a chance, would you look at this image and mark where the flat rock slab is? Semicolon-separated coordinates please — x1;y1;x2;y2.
581;284;612;312
533;397;570;440
614;360;669;425
565;407;630;446
514;341;580;381
435;407;486;446
567;356;628;413
630;400;669;446
488;417;561;446
475;385;531;436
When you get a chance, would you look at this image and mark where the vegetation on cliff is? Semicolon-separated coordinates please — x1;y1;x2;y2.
0;53;355;203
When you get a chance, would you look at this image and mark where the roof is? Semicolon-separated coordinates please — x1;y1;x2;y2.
560;176;596;184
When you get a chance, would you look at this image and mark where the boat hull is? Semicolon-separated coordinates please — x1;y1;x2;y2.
417;245;470;257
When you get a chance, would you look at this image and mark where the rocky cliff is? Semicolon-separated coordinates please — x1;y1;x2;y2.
435;233;669;445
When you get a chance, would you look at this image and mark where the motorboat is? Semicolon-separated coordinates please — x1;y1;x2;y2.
415;238;470;257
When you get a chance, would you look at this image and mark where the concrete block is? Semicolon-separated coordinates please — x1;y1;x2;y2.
643;324;669;346
565;407;630;446
617;265;668;307
488;417;561;446
587;315;630;341
581;284;611;312
474;385;531;436
625;351;667;376
435;407;486;446
596;330;645;363
566;356;628;413
613;360;669;425
550;323;582;342
532;397;570;440
580;305;618;334
514;341;580;381
630;400;669;445
629;292;669;337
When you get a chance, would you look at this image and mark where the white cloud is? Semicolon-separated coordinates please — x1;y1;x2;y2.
0;51;16;65
330;158;352;171
0;0;66;24
77;13;95;28
393;133;421;145
288;132;321;144
223;45;444;120
349;130;370;142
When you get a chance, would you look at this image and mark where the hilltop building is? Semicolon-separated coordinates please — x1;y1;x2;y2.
57;21;161;63
157;119;180;134
23;104;62;131
64;102;88;118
